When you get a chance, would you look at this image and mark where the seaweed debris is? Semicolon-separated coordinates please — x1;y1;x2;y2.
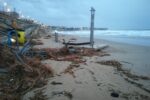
96;60;150;80
63;63;80;78
30;89;48;100
96;60;150;93
0;45;53;99
33;47;109;64
51;91;73;100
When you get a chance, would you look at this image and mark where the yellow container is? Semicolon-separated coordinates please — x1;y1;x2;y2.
17;30;25;44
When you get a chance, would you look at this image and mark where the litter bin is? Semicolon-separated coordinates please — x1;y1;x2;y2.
17;30;25;44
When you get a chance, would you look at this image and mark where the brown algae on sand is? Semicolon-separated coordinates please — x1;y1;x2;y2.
97;60;150;93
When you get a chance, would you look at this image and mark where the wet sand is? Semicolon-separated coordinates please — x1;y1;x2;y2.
23;34;150;100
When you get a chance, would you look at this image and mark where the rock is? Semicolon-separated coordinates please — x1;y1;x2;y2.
111;92;119;98
51;81;63;85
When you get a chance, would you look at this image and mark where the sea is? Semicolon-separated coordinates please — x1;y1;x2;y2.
59;30;150;47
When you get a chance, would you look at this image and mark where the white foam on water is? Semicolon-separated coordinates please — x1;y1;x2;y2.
59;30;150;46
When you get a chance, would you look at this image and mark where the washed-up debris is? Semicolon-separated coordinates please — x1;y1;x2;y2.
79;47;99;57
31;39;43;45
99;53;110;57
97;83;102;86
0;11;54;100
94;44;109;51
69;38;77;42
30;89;48;100
63;63;80;78
25;50;48;60
97;60;150;93
63;66;75;78
96;60;150;80
0;46;53;99
51;81;63;85
44;35;51;39
33;47;108;64
57;55;85;64
124;77;150;93
51;91;73;100
0;94;21;100
68;46;77;54
120;92;150;100
97;60;122;67
109;89;150;100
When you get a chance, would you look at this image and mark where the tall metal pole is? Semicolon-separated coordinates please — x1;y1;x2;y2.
90;7;95;48
55;30;58;42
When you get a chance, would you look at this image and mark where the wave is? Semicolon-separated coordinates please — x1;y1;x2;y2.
59;30;150;38
59;30;150;47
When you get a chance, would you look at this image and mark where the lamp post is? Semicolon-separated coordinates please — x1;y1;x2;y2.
90;7;95;48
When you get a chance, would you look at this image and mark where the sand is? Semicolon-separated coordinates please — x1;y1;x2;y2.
23;34;150;100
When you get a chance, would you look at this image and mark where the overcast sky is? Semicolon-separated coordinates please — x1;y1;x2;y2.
2;0;150;29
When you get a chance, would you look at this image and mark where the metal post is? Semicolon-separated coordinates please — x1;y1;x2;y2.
90;7;95;48
55;31;58;42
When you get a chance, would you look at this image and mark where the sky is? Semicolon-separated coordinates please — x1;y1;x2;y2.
1;0;150;30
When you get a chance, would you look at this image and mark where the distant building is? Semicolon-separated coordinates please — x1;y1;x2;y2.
0;11;19;19
9;11;19;18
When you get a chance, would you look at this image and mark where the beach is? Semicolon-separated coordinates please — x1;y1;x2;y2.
0;1;150;99
23;32;150;100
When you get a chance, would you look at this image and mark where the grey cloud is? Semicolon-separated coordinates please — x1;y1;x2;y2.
5;0;150;29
